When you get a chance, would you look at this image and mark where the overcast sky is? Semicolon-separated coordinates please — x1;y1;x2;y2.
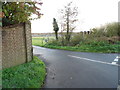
31;0;119;33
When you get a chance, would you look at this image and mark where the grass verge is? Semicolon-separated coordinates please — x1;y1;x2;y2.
2;56;46;88
32;37;120;53
43;44;119;53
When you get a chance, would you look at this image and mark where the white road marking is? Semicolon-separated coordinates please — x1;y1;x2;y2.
111;56;119;65
38;48;46;49
111;62;117;64
116;56;120;59
114;58;118;62
33;46;46;49
35;53;43;55
68;55;120;66
116;56;119;58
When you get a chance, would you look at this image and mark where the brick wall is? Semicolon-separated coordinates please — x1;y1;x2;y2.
0;27;2;70
2;23;32;69
24;22;32;62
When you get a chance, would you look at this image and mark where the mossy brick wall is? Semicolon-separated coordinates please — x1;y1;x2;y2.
2;23;32;68
0;27;2;70
0;27;2;89
25;22;32;62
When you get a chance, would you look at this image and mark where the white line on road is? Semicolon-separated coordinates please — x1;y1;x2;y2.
111;62;117;64
68;55;120;66
114;58;118;62
111;56;119;65
116;56;120;59
38;48;46;49
33;46;46;49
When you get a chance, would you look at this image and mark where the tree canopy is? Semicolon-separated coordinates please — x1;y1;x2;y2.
2;1;43;26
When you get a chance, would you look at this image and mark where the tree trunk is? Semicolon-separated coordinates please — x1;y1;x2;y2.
66;11;71;46
55;31;58;40
66;11;70;43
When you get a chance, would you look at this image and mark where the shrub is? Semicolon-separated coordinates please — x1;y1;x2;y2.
70;33;84;46
91;22;119;37
2;2;42;26
45;39;62;46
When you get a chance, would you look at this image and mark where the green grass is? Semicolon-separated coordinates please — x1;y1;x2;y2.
2;56;46;88
32;37;120;53
32;37;46;46
43;44;119;53
32;37;55;46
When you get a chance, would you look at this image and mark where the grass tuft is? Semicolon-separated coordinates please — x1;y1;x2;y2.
2;56;46;88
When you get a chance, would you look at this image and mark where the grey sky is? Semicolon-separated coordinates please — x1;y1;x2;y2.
31;0;119;33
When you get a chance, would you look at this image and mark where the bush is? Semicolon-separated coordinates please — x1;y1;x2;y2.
105;22;119;37
45;39;62;46
91;22;119;37
2;2;42;26
70;33;84;46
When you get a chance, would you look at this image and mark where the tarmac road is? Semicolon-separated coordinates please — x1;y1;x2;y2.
33;46;119;88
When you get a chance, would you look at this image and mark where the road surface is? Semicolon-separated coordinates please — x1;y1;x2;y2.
33;46;119;88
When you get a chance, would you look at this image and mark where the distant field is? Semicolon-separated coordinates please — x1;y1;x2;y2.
32;37;55;46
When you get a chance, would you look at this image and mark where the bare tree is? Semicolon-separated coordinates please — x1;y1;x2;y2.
60;2;78;45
